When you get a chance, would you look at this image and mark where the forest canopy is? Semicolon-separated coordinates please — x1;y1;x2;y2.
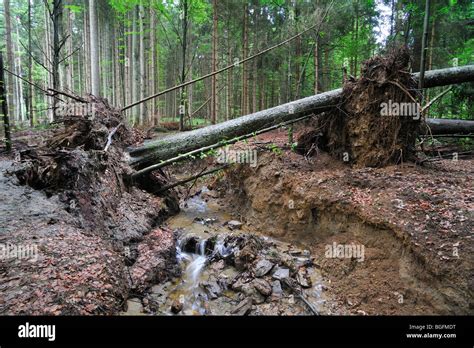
0;0;473;132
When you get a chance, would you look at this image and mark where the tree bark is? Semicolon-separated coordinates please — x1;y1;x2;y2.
150;6;159;124
14;13;25;122
179;0;189;131
241;4;248;116
52;0;64;119
139;1;147;125
45;3;54;122
128;65;474;169
211;0;218;124
418;0;431;98
89;0;100;96
132;6;139;123
425;119;474;135
3;0;16;124
28;0;34;126
0;53;12;152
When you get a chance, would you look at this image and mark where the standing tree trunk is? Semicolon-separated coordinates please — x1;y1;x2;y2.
44;3;54;122
211;0;218;124
150;5;159;125
314;34;319;94
28;0;34;126
3;0;17;124
114;19;123;108
226;44;232;121
125;12;132;120
65;4;73;92
89;0;100;96
0;53;12;152
139;1;147;125
14;16;25;122
241;4;248;116
179;0;189;131
426;15;436;117
83;1;91;95
132;7;139;124
418;0;431;101
51;0;64;119
354;0;359;77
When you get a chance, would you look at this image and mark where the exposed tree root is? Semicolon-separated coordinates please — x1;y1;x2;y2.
298;47;422;167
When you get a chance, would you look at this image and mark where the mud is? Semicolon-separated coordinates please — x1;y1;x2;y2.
298;48;421;167
0;99;179;314
213;142;473;315
123;189;342;316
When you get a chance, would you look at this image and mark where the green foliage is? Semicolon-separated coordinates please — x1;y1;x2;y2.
64;4;82;13
268;143;283;156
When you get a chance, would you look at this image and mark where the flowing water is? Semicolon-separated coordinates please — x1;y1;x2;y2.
125;186;333;315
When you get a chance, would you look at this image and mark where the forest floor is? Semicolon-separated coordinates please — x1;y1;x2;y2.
206;129;473;315
0;126;472;315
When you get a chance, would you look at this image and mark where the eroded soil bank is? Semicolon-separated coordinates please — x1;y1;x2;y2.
123;189;342;315
0;105;180;315
212;140;473;315
1;124;472;315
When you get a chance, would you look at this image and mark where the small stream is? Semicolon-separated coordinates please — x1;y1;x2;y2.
124;187;333;316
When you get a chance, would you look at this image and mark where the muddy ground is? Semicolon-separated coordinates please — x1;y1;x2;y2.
0;121;178;315
0;125;472;315
210;129;473;315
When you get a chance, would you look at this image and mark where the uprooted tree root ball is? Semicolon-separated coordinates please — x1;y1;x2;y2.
2;96;181;314
297;48;423;167
13;95;179;236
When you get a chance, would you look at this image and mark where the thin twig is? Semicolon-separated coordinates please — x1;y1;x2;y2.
156;165;229;194
2;67;63;101
421;87;452;113
104;123;123;152
122;3;333;112
47;88;87;103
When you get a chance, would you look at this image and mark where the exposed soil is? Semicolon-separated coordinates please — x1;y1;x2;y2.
0;100;472;316
211;130;473;315
0;99;179;315
298;48;421;168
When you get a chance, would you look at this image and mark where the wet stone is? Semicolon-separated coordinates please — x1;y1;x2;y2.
252;278;272;296
231;298;253;316
226;220;243;230
202;280;222;299
231;273;251;291
272;267;290;280
272;280;283;297
171;299;183;314
194;217;218;225
253;259;274;277
210;259;225;272
241;283;266;304
125;298;144;315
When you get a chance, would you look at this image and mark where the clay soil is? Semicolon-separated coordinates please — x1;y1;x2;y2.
0;114;178;315
1;122;472;316
210;128;473;315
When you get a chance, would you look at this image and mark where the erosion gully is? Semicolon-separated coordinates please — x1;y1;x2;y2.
122;187;338;316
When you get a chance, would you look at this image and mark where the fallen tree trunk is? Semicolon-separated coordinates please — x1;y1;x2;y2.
127;65;474;169
425;118;474;135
